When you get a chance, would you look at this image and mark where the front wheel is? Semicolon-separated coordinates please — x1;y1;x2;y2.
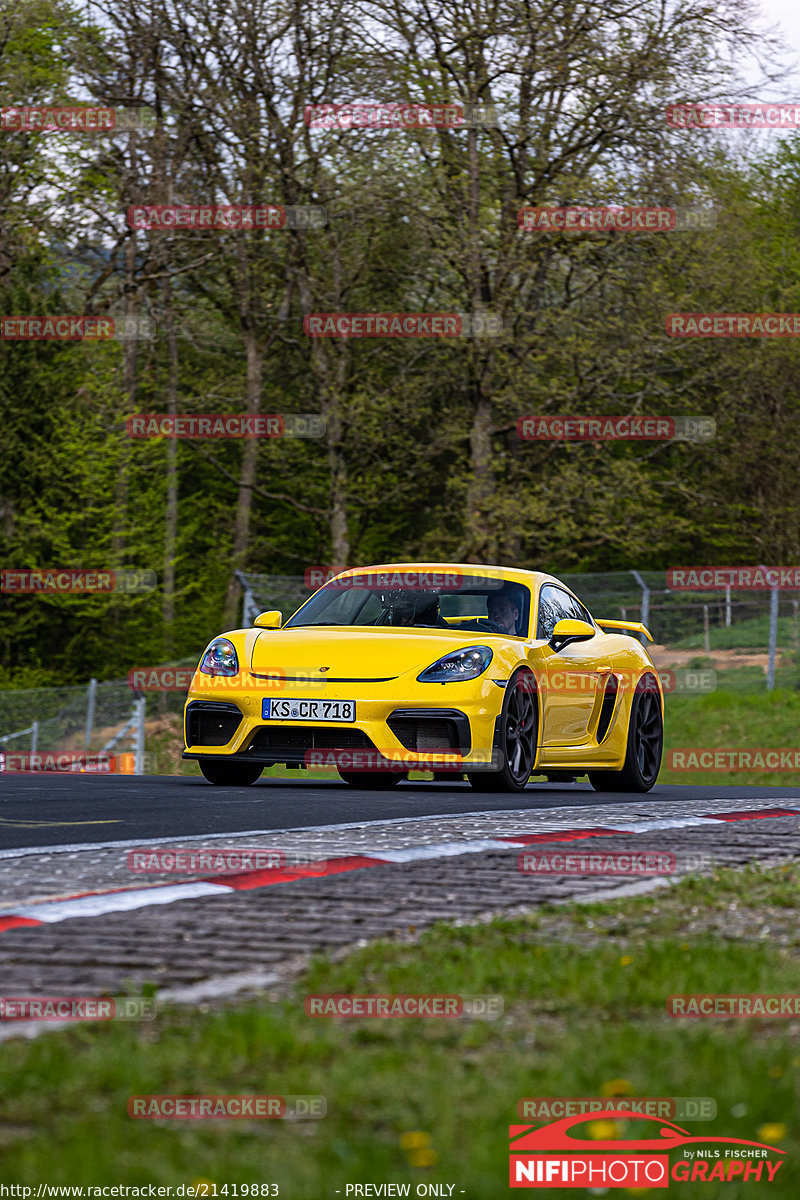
468;668;538;793
338;771;405;789
199;760;263;786
588;673;663;793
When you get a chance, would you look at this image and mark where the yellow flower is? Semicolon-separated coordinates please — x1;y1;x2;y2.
768;1066;784;1079
601;1078;634;1097
408;1148;438;1168
757;1123;787;1143
587;1119;619;1140
190;1182;216;1197
620;956;633;966
400;1131;430;1150
680;942;690;951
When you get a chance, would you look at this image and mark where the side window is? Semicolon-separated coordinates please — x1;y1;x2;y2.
564;591;593;626
536;585;572;639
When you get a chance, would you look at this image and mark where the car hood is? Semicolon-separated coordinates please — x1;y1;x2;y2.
249;627;483;680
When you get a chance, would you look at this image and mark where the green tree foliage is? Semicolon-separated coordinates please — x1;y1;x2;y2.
1;0;798;683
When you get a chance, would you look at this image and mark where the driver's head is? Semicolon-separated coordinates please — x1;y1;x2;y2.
487;589;521;634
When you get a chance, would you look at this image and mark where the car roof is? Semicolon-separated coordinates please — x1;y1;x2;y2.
329;563;563;590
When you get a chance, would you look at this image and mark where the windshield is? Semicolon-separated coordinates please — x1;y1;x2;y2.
285;571;531;637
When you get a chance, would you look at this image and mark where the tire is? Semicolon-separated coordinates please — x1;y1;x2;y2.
468;668;538;793
588;673;663;793
338;770;405;788
199;760;263;786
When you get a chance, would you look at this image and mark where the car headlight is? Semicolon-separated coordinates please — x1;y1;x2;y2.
417;646;493;683
199;637;239;676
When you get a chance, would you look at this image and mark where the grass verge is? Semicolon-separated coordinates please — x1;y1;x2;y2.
1;865;800;1195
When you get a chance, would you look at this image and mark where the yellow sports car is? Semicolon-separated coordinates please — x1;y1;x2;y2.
183;564;663;792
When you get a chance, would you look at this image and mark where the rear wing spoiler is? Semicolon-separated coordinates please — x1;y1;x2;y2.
596;618;653;642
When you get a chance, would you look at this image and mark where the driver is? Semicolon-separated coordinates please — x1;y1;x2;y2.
487;589;521;634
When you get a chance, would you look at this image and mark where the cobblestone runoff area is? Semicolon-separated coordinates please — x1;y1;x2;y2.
1;800;799;1004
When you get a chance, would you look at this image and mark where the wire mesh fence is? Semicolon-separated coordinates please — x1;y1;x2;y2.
0;658;198;773
239;567;800;689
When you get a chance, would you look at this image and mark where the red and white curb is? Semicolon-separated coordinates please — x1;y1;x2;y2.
0;807;797;934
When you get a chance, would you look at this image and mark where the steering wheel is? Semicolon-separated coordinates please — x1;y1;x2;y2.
472;617;508;634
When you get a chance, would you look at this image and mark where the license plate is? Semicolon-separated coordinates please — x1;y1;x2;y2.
262;698;355;722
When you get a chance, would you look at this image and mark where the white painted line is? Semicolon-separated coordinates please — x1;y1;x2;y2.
158;969;283;1004
599;817;713;833
0;795;794;862
570;876;675;903
368;839;516;863
0;809;581;860
5;882;230;923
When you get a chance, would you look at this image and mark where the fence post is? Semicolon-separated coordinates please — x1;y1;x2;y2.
85;677;97;749
631;570;650;645
133;697;146;774
725;585;731;627
235;569;257;625
766;585;779;691
703;605;710;654
31;720;38;755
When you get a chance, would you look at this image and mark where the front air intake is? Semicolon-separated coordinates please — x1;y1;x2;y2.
185;701;243;747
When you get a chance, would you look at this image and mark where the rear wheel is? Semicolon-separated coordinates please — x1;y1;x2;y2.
338;771;405;789
588;673;662;793
199;760;263;786
468;668;538;793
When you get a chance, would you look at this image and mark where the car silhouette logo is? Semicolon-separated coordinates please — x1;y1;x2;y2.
509;1112;786;1154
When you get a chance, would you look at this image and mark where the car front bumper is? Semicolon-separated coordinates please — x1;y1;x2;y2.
182;677;506;771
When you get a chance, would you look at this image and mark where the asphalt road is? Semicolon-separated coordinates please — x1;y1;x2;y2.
2;773;800;851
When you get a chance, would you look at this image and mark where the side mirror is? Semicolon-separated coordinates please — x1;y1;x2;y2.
254;610;282;629
549;618;596;652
